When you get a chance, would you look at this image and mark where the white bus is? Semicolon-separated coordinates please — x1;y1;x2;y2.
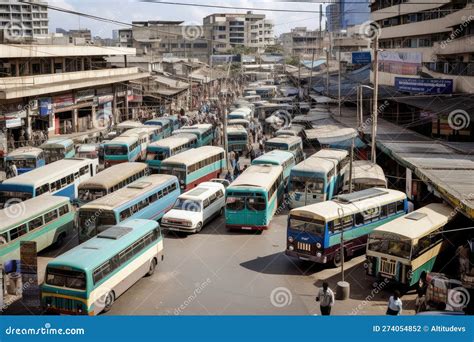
366;203;453;287
0;158;99;205
343;160;387;192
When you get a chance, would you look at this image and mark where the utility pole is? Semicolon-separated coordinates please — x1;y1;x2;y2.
338;45;341;117
349;136;354;193
308;48;315;99
325;47;330;96
371;35;379;164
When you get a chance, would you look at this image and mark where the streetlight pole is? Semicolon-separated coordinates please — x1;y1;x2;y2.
325;48;330;96
371;35;379;164
338;46;341;117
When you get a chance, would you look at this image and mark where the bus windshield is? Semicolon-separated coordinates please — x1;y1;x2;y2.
78;210;117;238
289;215;325;237
173;199;201;212
78;188;107;202
45;267;86;290
105;146;128;155
291;176;324;193
146;150;168;161
368;236;412;259
0;191;33;205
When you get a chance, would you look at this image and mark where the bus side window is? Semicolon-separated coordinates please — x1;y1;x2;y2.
58;204;69;216
387;202;396;215
29;216;44;231
9;224;27;240
396;200;405;212
44;209;58;223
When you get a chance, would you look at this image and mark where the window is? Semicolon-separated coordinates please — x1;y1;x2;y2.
387;202;396;215
216;190;224;199
29;216;44;230
203;199;210;209
93;260;112;284
44;209;58;223
331;215;353;233
35;184;49;196
209;193;217;204
9;224;28;240
396;200;405;213
58;204;69;216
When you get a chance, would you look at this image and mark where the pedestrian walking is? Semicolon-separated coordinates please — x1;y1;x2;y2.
229;150;236;169
225;171;233;182
316;282;335;316
386;290;403;315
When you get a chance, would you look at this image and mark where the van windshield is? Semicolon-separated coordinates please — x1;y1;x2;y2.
173;199;201;212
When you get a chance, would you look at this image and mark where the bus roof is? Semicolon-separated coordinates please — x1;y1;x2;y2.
148;134;196;149
227;126;247;134
105;135;138;146
117;120;143;128
229;164;283;192
78;162;148;190
80;174;177;211
40;138;74;149
161;146;224;166
349;160;387;186
122;127;159;136
46;219;159;272
290;188;406;222
314;148;348;162
77;144;99;153
266;136;302;146
145;118;170;125
371;203;452;241
1;158;93;187
0;195;70;232
253;150;294;166
228;119;250;125
7;146;43;158
292;156;335;173
179;182;224;201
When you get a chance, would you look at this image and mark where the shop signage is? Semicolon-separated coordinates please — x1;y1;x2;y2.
5;117;21;128
395;77;453;94
53;93;74;109
76;89;95;102
39;98;52;117
352;51;371;64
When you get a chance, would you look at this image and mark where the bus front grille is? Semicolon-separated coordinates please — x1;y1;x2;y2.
380;259;396;276
296;242;312;254
50;297;82;313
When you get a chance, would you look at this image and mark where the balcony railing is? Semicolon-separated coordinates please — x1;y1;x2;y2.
424;62;474;77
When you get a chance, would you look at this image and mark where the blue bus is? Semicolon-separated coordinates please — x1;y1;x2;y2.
172;124;214;147
144;118;174;138
227;125;249;154
40;138;75;163
42;219;163;315
6;147;45;174
264;136;304;164
251;150;295;186
225;164;284;231
145;133;198;171
103;136;141;168
78;174;180;242
0;158;99;205
286;188;408;267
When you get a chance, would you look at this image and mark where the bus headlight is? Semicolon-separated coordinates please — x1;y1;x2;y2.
316;252;322;258
288;245;294;251
316;242;321;249
288;236;294;243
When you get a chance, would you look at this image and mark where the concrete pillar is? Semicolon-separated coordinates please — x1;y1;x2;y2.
81;57;85;71
50;59;54;74
112;86;118;124
15;60;20;76
62;58;66;72
72;108;78;133
26;102;32;142
91;105;97;129
125;93;129;120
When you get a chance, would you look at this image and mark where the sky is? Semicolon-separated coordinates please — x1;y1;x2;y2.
48;0;327;38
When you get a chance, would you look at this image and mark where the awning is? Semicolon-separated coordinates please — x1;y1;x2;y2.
392;96;474;118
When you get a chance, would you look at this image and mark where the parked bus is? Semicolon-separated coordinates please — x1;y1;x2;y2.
286;188;407;266
76;144;100;160
103;136;141;167
227;125;249;154
144;118;173;138
159;146;225;191
314;148;350;188
115;120;143;135
228;119;251;130
172;124;214;147
251;150;295;186
120;127;160;160
265;136;304;163
40;138;75;163
145;133;197;171
78;174;180;242
6;147;45;175
365;203;452;287
77;162;149;204
0;196;74;266
0;158;99;204
226;164;284;231
343;160;387;193
228;107;253;121
41;219;163;315
275;125;305;139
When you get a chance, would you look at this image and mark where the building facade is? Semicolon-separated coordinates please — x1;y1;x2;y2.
0;0;48;40
280;27;328;58
326;0;370;32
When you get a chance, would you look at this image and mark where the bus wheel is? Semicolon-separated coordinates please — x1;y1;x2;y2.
55;233;66;247
146;258;157;277
333;250;344;268
103;292;115;313
196;222;203;233
219;207;224;216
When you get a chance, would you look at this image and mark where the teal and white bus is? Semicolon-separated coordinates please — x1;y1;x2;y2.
78;174;180;242
265;136;304;163
227;125;249;154
6;146;45;174
103;136;141;167
144;118;176;137
160;146;225;191
366;203;452;287
0;195;74;267
0;158;99;205
172;124;214;147
226;164;284;231
41;219;163;315
251;150;295;186
40;138;75;163
77;162;149;204
145;133;198;171
115;120;143;135
286;188;407;267
228;119;251;130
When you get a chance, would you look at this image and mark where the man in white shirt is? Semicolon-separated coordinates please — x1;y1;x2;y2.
386;290;403;315
316;282;335;315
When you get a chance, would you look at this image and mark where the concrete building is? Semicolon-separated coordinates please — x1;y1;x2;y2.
203;11;275;53
0;44;149;148
56;28;92;43
118;21;209;62
326;0;371;32
0;0;48;41
280;27;328;58
332;28;370;63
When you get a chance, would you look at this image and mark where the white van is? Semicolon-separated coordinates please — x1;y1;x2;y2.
161;182;225;233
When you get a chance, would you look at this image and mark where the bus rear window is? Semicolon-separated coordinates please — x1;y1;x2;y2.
105;146;128;155
46;267;86;290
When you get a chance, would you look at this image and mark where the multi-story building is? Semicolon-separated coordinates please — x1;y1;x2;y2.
371;0;474;93
280;27;328;58
326;0;371;32
118;21;209;62
203;11;275;53
0;0;48;40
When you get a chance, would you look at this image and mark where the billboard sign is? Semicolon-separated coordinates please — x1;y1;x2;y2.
379;51;422;75
352;51;371;64
395;77;453;94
